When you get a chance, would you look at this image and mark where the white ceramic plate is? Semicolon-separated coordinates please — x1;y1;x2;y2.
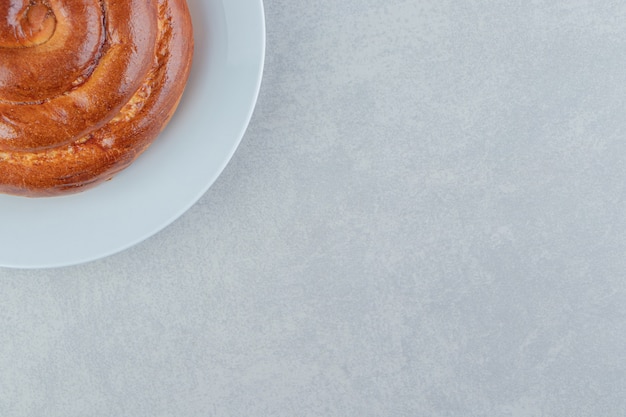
0;0;266;269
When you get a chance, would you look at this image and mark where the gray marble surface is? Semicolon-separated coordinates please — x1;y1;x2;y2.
2;0;626;415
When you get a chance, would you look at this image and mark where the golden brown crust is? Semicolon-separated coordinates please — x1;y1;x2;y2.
0;0;194;197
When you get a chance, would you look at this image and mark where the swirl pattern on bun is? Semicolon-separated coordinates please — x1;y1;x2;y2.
0;0;194;196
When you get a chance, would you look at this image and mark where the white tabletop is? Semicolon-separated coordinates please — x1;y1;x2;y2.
2;0;625;415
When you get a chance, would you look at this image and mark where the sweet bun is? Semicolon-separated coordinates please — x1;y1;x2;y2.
0;0;194;197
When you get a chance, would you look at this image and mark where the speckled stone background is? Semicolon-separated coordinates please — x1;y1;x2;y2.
2;0;626;415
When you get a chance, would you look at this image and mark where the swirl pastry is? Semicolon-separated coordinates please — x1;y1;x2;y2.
0;0;194;197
